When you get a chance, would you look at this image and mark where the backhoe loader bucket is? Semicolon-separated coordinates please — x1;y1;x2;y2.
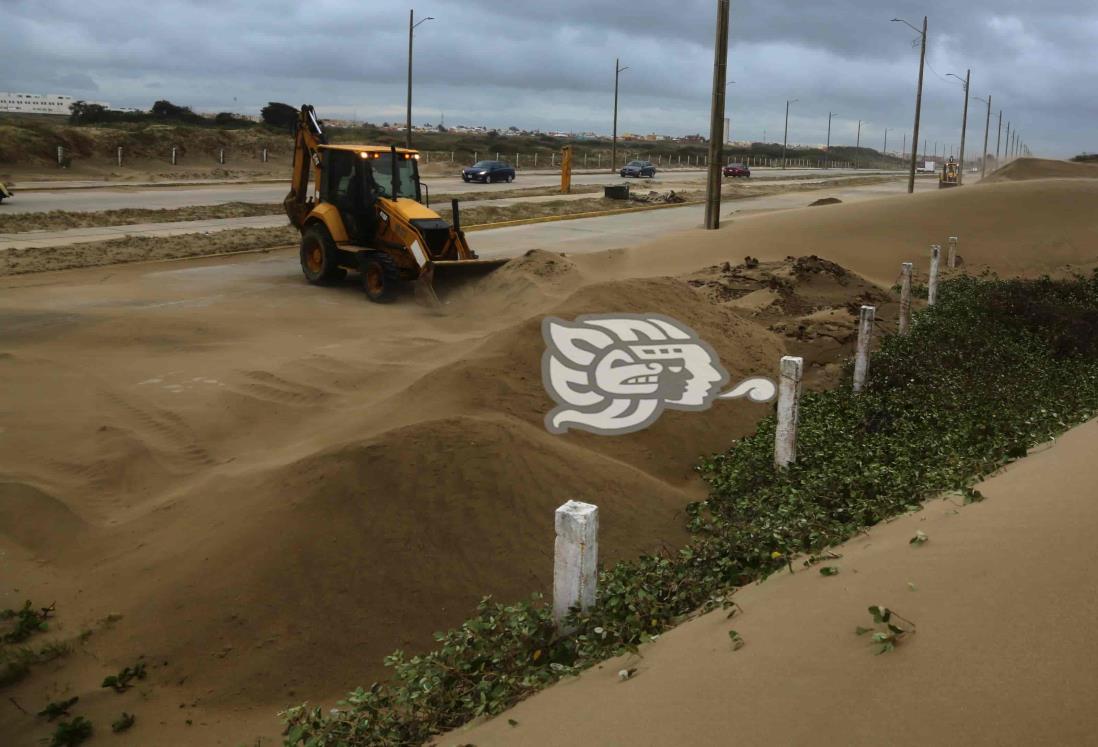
415;258;510;308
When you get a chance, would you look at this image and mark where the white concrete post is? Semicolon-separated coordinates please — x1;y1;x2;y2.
117;146;123;167
598;153;602;168
219;148;225;165
427;151;431;164
553;500;598;628
534;152;538;167
57;145;64;166
450;151;454;162
928;245;941;306
171;147;177;165
852;305;876;393
262;147;268;163
514;153;517;166
496;151;500;160
774;356;804;468
898;262;913;336
552;152;556;167
947;236;958;268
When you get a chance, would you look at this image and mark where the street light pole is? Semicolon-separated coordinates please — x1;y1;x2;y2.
883;128;889;157
406;9;435;149
782;99;797;169
611;58;628;173
855;119;861;169
995;109;1002;164
826;111;834;169
979;94;992;178
704;0;730;230
894;16;927;193
1005;120;1011;162
948;69;970;184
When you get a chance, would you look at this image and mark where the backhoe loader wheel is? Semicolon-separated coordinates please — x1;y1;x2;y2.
300;224;346;285
360;251;401;303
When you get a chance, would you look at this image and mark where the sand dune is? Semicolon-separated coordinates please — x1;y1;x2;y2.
3;162;1098;745
984;156;1098;183
449;417;1098;747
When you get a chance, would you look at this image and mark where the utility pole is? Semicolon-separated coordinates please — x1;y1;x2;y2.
883;128;889;157
1005;121;1011;162
406;9;434;149
782;98;797;169
825;111;834;168
894;16;927;193
704;0;730;230
854;119;861;169
611;58;628;173
902;132;907;160
980;94;991;178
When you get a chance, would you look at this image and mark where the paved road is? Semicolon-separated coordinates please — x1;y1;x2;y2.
2;168;901;214
3;175;941;255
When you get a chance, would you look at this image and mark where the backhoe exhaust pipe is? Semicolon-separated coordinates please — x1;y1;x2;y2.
451;198;461;232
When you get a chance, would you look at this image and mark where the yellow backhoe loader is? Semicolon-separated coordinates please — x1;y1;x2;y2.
283;105;506;304
939;158;961;189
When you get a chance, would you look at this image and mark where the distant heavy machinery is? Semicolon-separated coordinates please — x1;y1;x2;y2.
939;158;961;189
283;105;506;304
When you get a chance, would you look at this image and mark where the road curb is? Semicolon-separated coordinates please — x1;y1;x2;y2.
464;199;702;232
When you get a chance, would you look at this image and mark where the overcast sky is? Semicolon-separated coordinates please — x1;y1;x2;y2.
3;0;1096;157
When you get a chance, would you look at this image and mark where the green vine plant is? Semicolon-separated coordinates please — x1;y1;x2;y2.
856;605;915;654
37;697;79;722
101;661;147;693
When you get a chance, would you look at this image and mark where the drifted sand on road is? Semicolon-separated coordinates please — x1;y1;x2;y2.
2;163;1097;745
449;417;1098;747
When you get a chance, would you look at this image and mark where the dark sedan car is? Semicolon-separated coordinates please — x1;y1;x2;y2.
620;160;656;178
462;160;515;183
723;163;751;177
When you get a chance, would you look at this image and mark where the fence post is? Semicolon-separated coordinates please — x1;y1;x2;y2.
57;146;64;166
774;356;804;468
598;153;602;168
426;151;431;164
898;262;913;335
584;152;588;168
853;305;876;393
928;245;941;305
553;500;598;629
514;153;518;167
219;148;225;165
947;236;958;268
474;151;477;163
496;151;500;161
117;146;123;167
552;152;556;167
450;151;454;163
262;147;268;163
171;146;177;165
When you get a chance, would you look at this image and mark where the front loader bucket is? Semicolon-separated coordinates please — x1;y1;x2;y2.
415;258;510;307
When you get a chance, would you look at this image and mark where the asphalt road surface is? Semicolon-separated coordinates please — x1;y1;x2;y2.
4;168;900;214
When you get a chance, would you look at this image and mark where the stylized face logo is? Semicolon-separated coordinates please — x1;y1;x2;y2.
542;314;775;435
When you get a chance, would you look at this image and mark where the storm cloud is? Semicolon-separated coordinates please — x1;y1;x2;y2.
2;0;1095;156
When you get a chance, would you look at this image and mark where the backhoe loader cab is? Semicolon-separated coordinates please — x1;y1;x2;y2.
939;158;961;189
283;105;506;304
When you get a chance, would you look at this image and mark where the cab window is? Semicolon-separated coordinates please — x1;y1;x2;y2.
372;153;421;201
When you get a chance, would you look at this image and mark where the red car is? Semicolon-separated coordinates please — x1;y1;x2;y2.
723;163;751;178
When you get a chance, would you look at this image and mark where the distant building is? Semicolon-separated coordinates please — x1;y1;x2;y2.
0;92;110;114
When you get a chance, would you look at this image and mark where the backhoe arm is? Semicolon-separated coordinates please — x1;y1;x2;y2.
283;105;327;230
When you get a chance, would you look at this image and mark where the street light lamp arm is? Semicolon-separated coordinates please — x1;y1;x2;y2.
891;18;923;36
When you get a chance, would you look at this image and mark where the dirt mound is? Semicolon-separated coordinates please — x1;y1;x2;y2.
6;176;1097;744
809;197;843;206
983;157;1098;183
682;256;896;381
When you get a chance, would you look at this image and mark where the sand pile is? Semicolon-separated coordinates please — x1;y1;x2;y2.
4;174;1098;744
451;418;1098;746
983;156;1098;183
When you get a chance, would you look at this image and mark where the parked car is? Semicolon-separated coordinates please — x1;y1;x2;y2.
723;163;751;178
620;160;656;178
462;160;515;183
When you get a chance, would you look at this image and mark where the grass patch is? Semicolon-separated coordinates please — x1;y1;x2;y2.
282;272;1098;746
